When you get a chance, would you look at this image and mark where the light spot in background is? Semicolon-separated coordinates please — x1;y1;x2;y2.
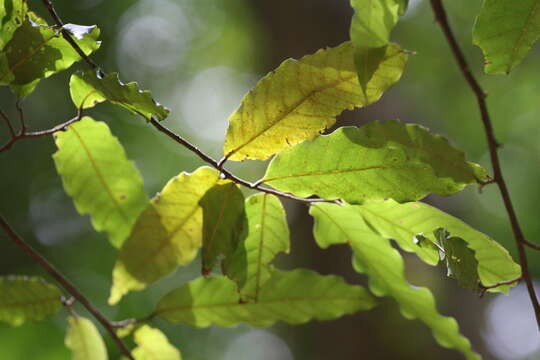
222;330;294;360
402;0;422;19
483;283;540;359
176;66;256;143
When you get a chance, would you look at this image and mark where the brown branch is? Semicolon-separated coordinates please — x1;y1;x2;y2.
15;101;26;134
149;119;339;205
0;216;134;360
523;239;540;251
430;0;540;331
0;109;15;137
479;277;522;297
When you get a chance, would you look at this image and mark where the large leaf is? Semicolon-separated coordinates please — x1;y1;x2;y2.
0;12;101;97
130;325;182;360
109;166;224;304
0;0;27;50
53;117;148;248
200;182;245;275
223;41;407;161
70;70;170;121
346;199;521;291
224;193;289;301
155;269;376;327
310;203;480;360
263;121;488;204
473;0;540;74
65;316;108;360
0;276;62;326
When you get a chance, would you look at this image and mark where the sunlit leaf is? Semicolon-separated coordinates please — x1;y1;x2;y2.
70;70;170;121
0;0;27;50
223;41;407;161
53;117;148;248
130;325;182;360
310;203;480;360
200;182;245;275
109;166;225;304
0;12;100;97
155;269;376;327
224;193;289;301
264;121;488;204
473;0;540;74
0;276;62;326
65;316;108;360
347;199;521;292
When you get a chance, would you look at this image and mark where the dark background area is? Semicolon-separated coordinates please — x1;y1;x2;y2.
1;0;539;359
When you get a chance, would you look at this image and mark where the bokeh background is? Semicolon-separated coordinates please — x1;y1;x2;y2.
1;0;539;359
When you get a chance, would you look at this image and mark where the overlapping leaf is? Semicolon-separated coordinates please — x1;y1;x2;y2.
65;316;108;360
53;117;148;248
0;276;62;326
130;325;182;360
310;203;480;360
0;12;100;97
348;199;520;291
264;121;488;204
70;70;170;121
109;167;225;304
224;193;289;301
473;0;540;74
155;269;376;327
200;183;245;275
223;41;407;161
0;0;27;50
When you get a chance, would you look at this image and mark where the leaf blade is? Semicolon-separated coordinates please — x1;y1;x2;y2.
65;316;108;360
131;325;182;360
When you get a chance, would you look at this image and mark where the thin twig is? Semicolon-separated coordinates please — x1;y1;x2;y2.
1;109;15;137
41;0;98;70
15;100;26;134
430;0;540;331
149;119;339;204
479;277;522;297
523;239;540;251
0;216;134;360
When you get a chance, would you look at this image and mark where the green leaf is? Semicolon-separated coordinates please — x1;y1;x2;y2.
0;276;62;326
0;0;27;50
155;269;376;327
0;12;101;97
53;117;148;248
473;0;540;74
347;200;521;292
69;69;170;121
65;316;108;360
310;203;480;360
434;228;480;292
223;41;407;161
224;193;290;301
200;182;246;275
131;325;182;360
109;166;224;304
264;121;488;204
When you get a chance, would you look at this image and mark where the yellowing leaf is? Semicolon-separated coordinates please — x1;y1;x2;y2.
224;193;289;301
65;316;108;360
223;41;407;161
155;269;376;327
53;117;148;248
0;276;62;326
109;166;224;304
131;325;181;360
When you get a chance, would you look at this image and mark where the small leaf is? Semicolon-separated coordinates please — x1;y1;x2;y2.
69;70;170;121
131;325;182;360
0;276;62;326
223;41;407;161
65;316;108;360
109;166;225;304
53;117;148;248
200;182;246;275
473;0;540;74
155;269;376;327
310;204;480;360
0;0;28;50
264;121;488;204
0;12;101;97
224;193;290;301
